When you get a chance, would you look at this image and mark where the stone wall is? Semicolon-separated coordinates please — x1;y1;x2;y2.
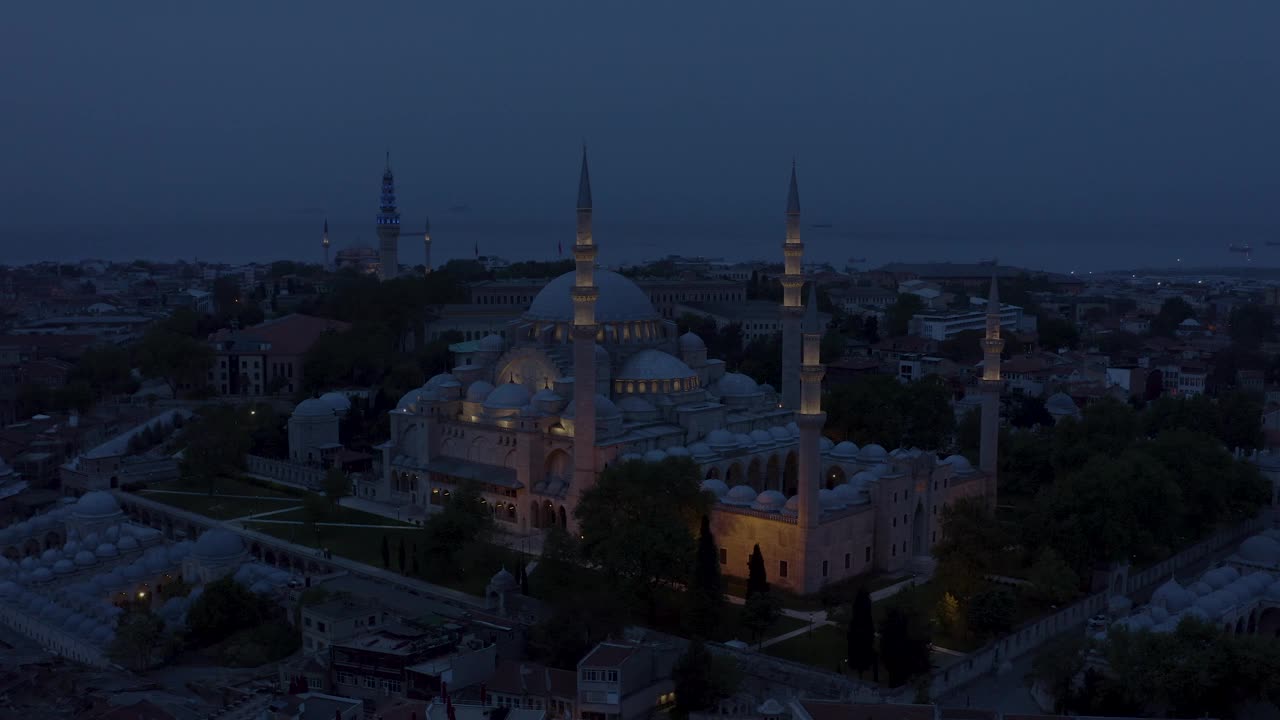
246;455;324;491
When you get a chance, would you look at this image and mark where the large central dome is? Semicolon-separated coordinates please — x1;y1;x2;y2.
525;270;659;323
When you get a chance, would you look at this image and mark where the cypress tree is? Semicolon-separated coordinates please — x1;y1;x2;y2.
746;544;769;598
397;537;406;573
672;637;714;719
686;515;724;638
381;535;390;569
847;587;876;678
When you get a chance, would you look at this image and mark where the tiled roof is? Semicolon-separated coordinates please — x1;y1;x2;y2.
209;313;350;356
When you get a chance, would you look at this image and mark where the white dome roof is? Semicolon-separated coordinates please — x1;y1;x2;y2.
700;479;729;497
318;392;352;414
525;270;659;323
858;444;888;462
619;349;695;381
465;380;495;403
192;530;245;561
723;485;757;506
678;332;706;352
74;492;120;518
715;373;760;397
831;441;859;459
293;398;334;418
477;334;506;352
751;490;787;512
1239;536;1280;565
484;383;532;410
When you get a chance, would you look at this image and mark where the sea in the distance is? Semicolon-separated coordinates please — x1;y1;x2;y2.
3;217;1277;274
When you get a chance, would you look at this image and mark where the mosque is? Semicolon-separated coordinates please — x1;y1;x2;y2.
371;151;1001;593
0;491;291;667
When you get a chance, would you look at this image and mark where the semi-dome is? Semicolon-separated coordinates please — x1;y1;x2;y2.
477;334;507;352
831;441;859;459
715;373;760;397
1238;535;1280;566
858;444;888;462
293;398;334;418
525;270;659;324
751;490;787;512
532;387;562;404
192;530;246;561
619;350;696;382
678;332;706;352
74;491;120;519
700;479;729;497
41;548;61;563
465;380;495;403
723;485;757;506
318;392;352;414
484;383;533;410
31;567;52;583
396;387;433;411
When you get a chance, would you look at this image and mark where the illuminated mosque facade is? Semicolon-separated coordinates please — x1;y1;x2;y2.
375;151;999;593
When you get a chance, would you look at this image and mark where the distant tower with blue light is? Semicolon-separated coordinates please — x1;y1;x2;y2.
322;219;330;269
377;152;401;280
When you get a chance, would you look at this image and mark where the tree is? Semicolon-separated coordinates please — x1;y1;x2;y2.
1228;304;1275;348
861;316;880;344
886;294;925;337
323;467;349;505
186;577;272;648
903;375;956;450
685;515;724;638
937;330;984;365
381;535;390;569
672;638;714;719
109;610;166;670
576;457;710;619
932;498;1010;599
1027;548;1079;606
846;588;876;679
966;588;1015;639
397;537;406;573
420;481;494;580
1150;297;1195;338
301;493;327;541
933;592;962;637
746;544;769;598
1038;316;1080;351
180;405;251;495
740;589;781;645
135;325;213;397
879;603;932;688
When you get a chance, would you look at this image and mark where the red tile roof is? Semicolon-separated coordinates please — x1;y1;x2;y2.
209;313;350;356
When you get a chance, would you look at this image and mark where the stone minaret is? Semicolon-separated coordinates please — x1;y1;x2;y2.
979;269;1004;506
423;217;432;275
781;162;804;411
322;219;330;269
376;152;401;280
797;284;826;533
571;147;599;502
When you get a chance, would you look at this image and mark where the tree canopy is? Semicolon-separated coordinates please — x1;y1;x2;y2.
824;374;955;450
419;481;494;581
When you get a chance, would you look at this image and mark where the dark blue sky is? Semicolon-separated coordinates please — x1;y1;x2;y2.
3;2;1278;242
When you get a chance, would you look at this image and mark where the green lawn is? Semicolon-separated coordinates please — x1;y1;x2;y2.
764;623;849;673
261;504;409;526
139;491;300;520
148;474;302;498
724;571;907;612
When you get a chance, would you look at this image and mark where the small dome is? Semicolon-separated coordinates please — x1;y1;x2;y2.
192;530;245;561
858;444;888;462
819;488;846;510
643;449;668;463
1248;571;1274;590
1151;578;1192;613
751;429;775;447
74;550;97;567
465;380;495;403
768;426;790;441
292;398;334;418
1046;392;1079;414
734;433;755;450
94;543;118;559
53;559;74;575
831;441;859;459
819;436;834;452
477;334;506;352
40;548;61;563
532;387;561;403
1148;605;1170;623
484;382;532;410
19;557;35;571
665;446;690;457
122;563;145;581
943;454;974;473
62;540;81;555
74;492;121;518
785;421;800;437
707;430;736;448
1189;581;1212;597
31;567;52;583
833;483;862;504
688;442;714;459
678;332;706;352
1202;567;1232;590
1182;606;1210;622
1239;536;1280;565
619;453;643;463
318;392;352;414
723;485;757;506
715;373;760;397
489;568;517;592
1267;581;1280;602
700;479;729;497
619;349;696;382
782;495;799;516
118;535;139;551
1196;592;1229;617
751;490;787;512
426;373;462;388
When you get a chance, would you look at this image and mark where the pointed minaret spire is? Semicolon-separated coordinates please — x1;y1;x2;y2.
376;152;401;280
577;145;593;211
803;282;820;332
780;161;805;410
423;217;433;275
322;219;330;269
